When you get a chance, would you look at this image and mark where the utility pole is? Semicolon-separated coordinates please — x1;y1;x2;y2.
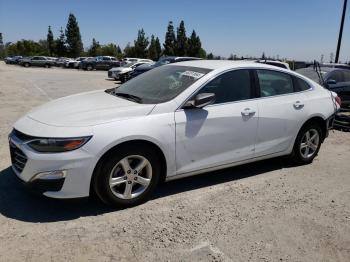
335;0;347;63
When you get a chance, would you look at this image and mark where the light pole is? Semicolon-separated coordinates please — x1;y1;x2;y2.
335;0;347;63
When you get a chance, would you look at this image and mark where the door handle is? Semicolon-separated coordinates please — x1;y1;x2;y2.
241;108;256;116
293;101;304;109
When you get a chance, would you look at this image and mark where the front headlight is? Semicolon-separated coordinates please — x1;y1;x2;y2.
26;136;91;153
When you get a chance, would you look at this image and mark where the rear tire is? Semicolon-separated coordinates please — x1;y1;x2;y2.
93;145;161;208
87;64;93;71
290;123;322;164
24;63;30;67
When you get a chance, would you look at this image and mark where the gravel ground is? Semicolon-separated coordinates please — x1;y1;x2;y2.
0;62;349;262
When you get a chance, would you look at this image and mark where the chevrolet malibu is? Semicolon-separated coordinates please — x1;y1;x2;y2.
9;60;340;207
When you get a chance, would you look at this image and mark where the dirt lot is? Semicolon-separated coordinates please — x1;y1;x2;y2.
0;62;349;262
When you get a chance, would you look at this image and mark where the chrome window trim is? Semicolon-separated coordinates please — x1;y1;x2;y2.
176;67;315;111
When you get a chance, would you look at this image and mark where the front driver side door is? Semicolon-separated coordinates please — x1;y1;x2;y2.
175;69;259;175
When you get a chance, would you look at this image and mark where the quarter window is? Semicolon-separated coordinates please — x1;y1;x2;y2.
293;76;311;91
257;70;293;97
197;70;252;104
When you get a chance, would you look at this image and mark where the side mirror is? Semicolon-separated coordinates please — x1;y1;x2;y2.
183;93;216;109
327;79;337;85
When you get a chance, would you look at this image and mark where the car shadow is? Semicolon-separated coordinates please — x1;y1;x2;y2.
0;157;294;223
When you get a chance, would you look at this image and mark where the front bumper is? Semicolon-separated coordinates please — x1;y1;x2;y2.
9;132;97;199
13;171;65;194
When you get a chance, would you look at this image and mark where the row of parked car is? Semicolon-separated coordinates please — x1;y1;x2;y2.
4;54;350;130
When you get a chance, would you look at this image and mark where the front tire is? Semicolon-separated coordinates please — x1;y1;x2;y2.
93;145;161;207
290;123;322;164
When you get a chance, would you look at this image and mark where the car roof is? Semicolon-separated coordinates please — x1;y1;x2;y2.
172;59;282;70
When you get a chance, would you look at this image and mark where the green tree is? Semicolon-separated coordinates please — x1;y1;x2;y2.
55;27;67;57
163;21;176;56
155;37;162;59
65;13;83;57
133;29;149;58
148;35;158;60
0;33;5;58
187;30;202;57
88;38;101;56
176;20;187;56
124;42;136;57
228;53;234;60
100;43;118;56
261;52;266;60
47;26;54;56
116;45;123;59
207;52;214;60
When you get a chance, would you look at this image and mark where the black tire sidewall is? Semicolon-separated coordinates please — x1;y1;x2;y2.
292;123;322;164
93;145;161;207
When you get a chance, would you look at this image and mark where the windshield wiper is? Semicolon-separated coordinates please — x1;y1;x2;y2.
113;92;142;103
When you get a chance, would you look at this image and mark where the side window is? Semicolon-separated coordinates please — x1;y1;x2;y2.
257;70;293;97
197;70;252;104
293;76;311;91
103;57;110;61
342;71;350;82
328;71;344;83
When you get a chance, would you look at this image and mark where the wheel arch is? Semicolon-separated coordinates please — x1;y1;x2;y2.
90;139;168;196
299;115;328;142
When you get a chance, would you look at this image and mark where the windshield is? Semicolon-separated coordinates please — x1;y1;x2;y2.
111;65;211;104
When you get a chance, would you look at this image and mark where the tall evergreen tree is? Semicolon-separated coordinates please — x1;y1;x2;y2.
148;35;158;61
261;52;266;60
124;43;136;57
176;20;187;56
65;13;83;57
0;33;5;58
55;27;67;57
88;38;101;56
133;29;149;58
187;30;202;57
46;26;54;56
116;45;123;59
155;37;162;59
163;21;176;56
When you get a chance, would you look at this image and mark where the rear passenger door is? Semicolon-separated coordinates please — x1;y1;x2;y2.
254;69;309;157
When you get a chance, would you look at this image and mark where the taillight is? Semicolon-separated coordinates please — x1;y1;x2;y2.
335;96;342;107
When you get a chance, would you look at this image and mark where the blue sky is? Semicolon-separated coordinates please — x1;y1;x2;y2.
0;0;349;61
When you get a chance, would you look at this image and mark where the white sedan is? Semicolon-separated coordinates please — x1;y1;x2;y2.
108;61;152;82
9;60;340;207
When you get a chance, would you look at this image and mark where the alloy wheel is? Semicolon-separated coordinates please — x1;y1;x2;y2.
299;128;320;159
109;155;152;199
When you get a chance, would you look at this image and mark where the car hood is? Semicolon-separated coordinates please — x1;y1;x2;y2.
26;90;156;127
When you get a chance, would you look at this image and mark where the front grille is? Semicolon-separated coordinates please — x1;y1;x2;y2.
9;140;28;174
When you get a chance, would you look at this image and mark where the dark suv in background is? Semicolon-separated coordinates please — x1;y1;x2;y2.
131;56;202;78
80;56;121;70
297;66;350;107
